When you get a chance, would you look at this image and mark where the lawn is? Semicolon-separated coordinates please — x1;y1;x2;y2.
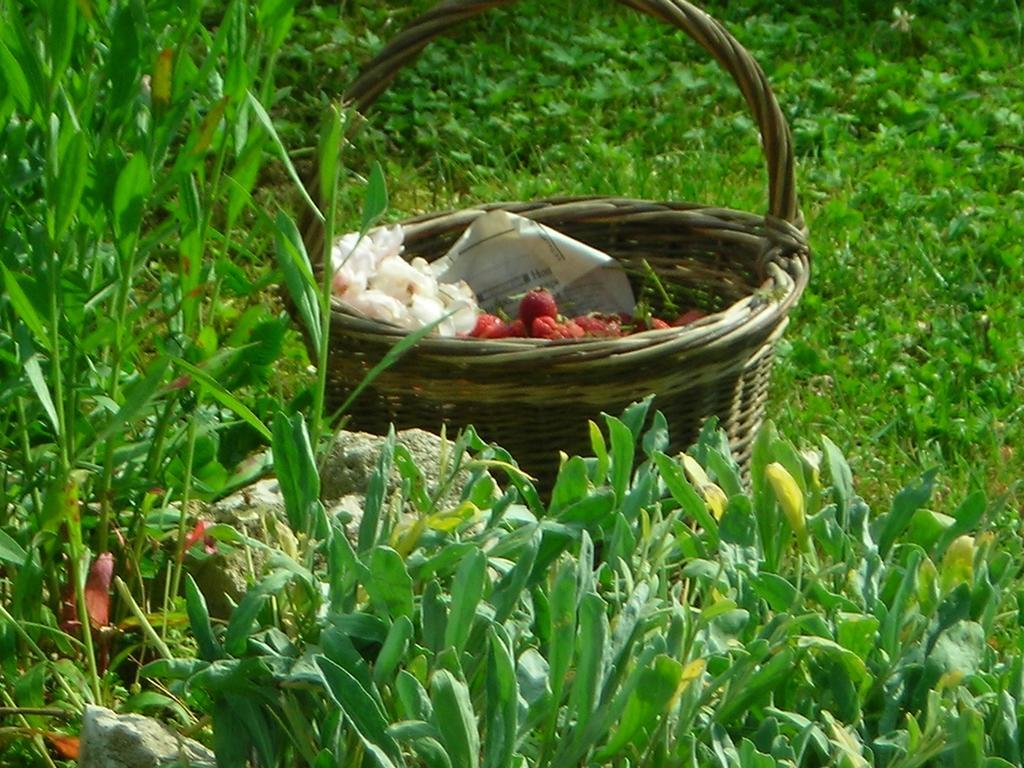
1;0;1022;765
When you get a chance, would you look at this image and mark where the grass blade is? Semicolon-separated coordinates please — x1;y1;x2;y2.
274;210;321;353
361;160;388;233
184;574;221;662
172;357;272;441
24;354;59;435
2;265;48;350
247;90;322;220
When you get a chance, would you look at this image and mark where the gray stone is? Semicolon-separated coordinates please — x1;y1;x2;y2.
78;705;215;767
189;478;291;619
319;428;462;503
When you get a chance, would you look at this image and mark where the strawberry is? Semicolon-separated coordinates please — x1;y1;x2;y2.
575;315;621;337
530;315;560;339
470;314;510;339
518;290;559;328
650;317;671;329
672;309;707;327
558;320;586;339
508;319;529;337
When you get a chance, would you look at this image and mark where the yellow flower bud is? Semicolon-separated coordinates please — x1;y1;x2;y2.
941;535;975;591
766;462;807;542
702;483;728;521
681;453;710;488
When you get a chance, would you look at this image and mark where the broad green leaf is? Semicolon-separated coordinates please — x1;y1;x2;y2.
548;558;577;710
618;395;653;439
409;737;453;768
822;436;853;522
185;575;221;662
368;547;414;619
653;451;719;547
421;580;448;655
715;647;797;726
224;570;296;656
173;357;272;441
227;696;276;768
490;524;541;623
597;655;682;757
54;130;87;238
2;265;48;350
388;721;439;742
321;624;375;693
328;523;362;613
588;420;609;482
111;152;151;252
796;636;868;682
568;592;607;737
484;629;518;768
876;469;936;559
361;160;389;233
445;549;486;654
374;616;414;688
0;41;31;112
835;613;880;661
396;671;433;722
212;696;252;768
47;0;76;83
431;670;479;768
750;573;798;613
316;656;402;767
603;415;634;501
548;456;589;514
271;411;318;533
934;490;987;558
140;658;210;680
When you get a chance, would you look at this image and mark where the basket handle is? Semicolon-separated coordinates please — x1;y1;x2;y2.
328;0;802;229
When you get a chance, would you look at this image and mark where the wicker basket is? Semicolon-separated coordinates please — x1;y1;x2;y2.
299;0;810;489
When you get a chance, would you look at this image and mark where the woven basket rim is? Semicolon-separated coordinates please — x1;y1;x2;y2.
294;0;813;372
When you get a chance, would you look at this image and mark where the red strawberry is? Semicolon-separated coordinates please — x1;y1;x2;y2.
470;314;510;339
557;320;586;339
575;315;621;337
672;309;707;327
518;290;558;327
530;315;560;339
508;319;529;337
650;317;671;329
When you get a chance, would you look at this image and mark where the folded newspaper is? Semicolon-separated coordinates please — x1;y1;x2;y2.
431;210;635;319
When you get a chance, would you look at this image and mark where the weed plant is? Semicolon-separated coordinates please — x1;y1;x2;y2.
1;0;1022;765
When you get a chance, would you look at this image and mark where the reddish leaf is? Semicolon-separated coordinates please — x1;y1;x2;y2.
85;552;114;629
44;732;80;760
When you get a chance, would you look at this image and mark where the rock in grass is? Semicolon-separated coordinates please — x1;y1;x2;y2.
78;705;215;768
319;428;483;511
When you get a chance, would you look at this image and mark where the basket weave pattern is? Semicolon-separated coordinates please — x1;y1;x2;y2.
300;0;811;487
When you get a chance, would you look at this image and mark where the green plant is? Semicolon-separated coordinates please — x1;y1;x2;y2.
149;398;1024;767
0;0;307;761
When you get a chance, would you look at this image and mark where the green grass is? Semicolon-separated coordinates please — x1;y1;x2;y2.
268;0;1023;506
1;0;1023;765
